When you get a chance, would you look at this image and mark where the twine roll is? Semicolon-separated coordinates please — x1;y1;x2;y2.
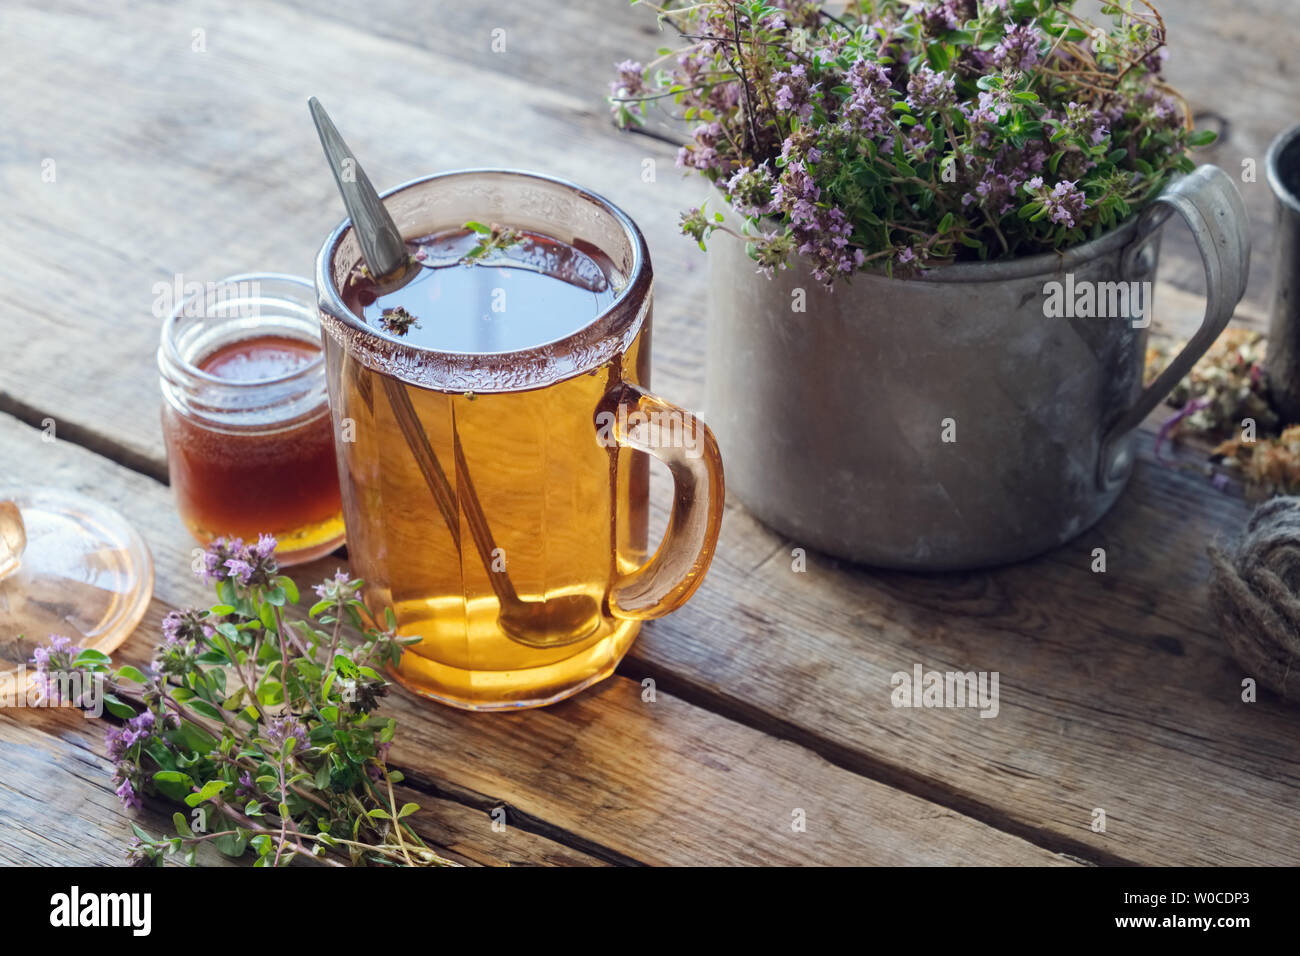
1209;496;1300;702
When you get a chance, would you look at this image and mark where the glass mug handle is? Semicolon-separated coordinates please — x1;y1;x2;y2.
598;382;725;619
0;500;25;581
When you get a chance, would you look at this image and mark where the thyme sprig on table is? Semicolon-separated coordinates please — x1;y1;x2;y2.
30;535;454;867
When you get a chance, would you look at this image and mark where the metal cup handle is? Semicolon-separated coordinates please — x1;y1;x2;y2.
1098;164;1251;489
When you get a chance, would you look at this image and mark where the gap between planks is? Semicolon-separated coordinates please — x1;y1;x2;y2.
614;657;1118;867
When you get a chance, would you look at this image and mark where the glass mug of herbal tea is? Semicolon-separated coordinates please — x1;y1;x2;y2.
315;170;724;710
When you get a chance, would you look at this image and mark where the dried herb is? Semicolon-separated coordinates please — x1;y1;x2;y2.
1149;328;1277;442
1214;426;1300;501
380;306;420;335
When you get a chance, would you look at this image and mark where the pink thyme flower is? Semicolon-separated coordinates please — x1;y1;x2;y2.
677;122;733;175
907;65;956;111
115;778;141;811
840;57;893;139
201;535;279;588
313;568;354;601
992;21;1043;71
29;634;76;704
772;64;815;121
266;715;309;756
725;164;777;217
253;533;277;561
1043;179;1087;228
235;770;259;801
106;708;170;810
612;59;644;97
224;557;254;584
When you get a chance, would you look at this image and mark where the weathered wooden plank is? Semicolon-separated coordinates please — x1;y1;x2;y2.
0;411;1065;864
271;0;687;140
0;708;235;866
1150;0;1297;310
0;704;605;867
271;0;667;102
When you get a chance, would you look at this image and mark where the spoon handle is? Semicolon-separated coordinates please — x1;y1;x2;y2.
379;377;460;552
308;97;409;281
451;426;521;604
379;378;520;606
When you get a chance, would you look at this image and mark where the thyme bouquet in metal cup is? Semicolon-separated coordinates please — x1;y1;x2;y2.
610;0;1249;571
611;0;1214;283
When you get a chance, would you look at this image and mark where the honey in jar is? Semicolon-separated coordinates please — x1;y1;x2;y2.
158;274;344;564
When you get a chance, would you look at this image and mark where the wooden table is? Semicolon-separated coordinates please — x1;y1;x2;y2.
1;0;1297;866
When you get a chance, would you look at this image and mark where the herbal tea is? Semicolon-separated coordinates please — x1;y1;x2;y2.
334;227;649;708
345;228;619;352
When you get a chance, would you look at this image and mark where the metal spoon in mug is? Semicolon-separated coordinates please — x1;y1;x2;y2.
308;98;600;648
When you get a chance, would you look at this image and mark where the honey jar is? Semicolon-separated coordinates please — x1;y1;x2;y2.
158;273;344;564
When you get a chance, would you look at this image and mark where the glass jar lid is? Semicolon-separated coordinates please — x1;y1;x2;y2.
0;489;154;696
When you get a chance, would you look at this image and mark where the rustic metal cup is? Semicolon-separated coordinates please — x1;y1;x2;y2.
708;164;1250;569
